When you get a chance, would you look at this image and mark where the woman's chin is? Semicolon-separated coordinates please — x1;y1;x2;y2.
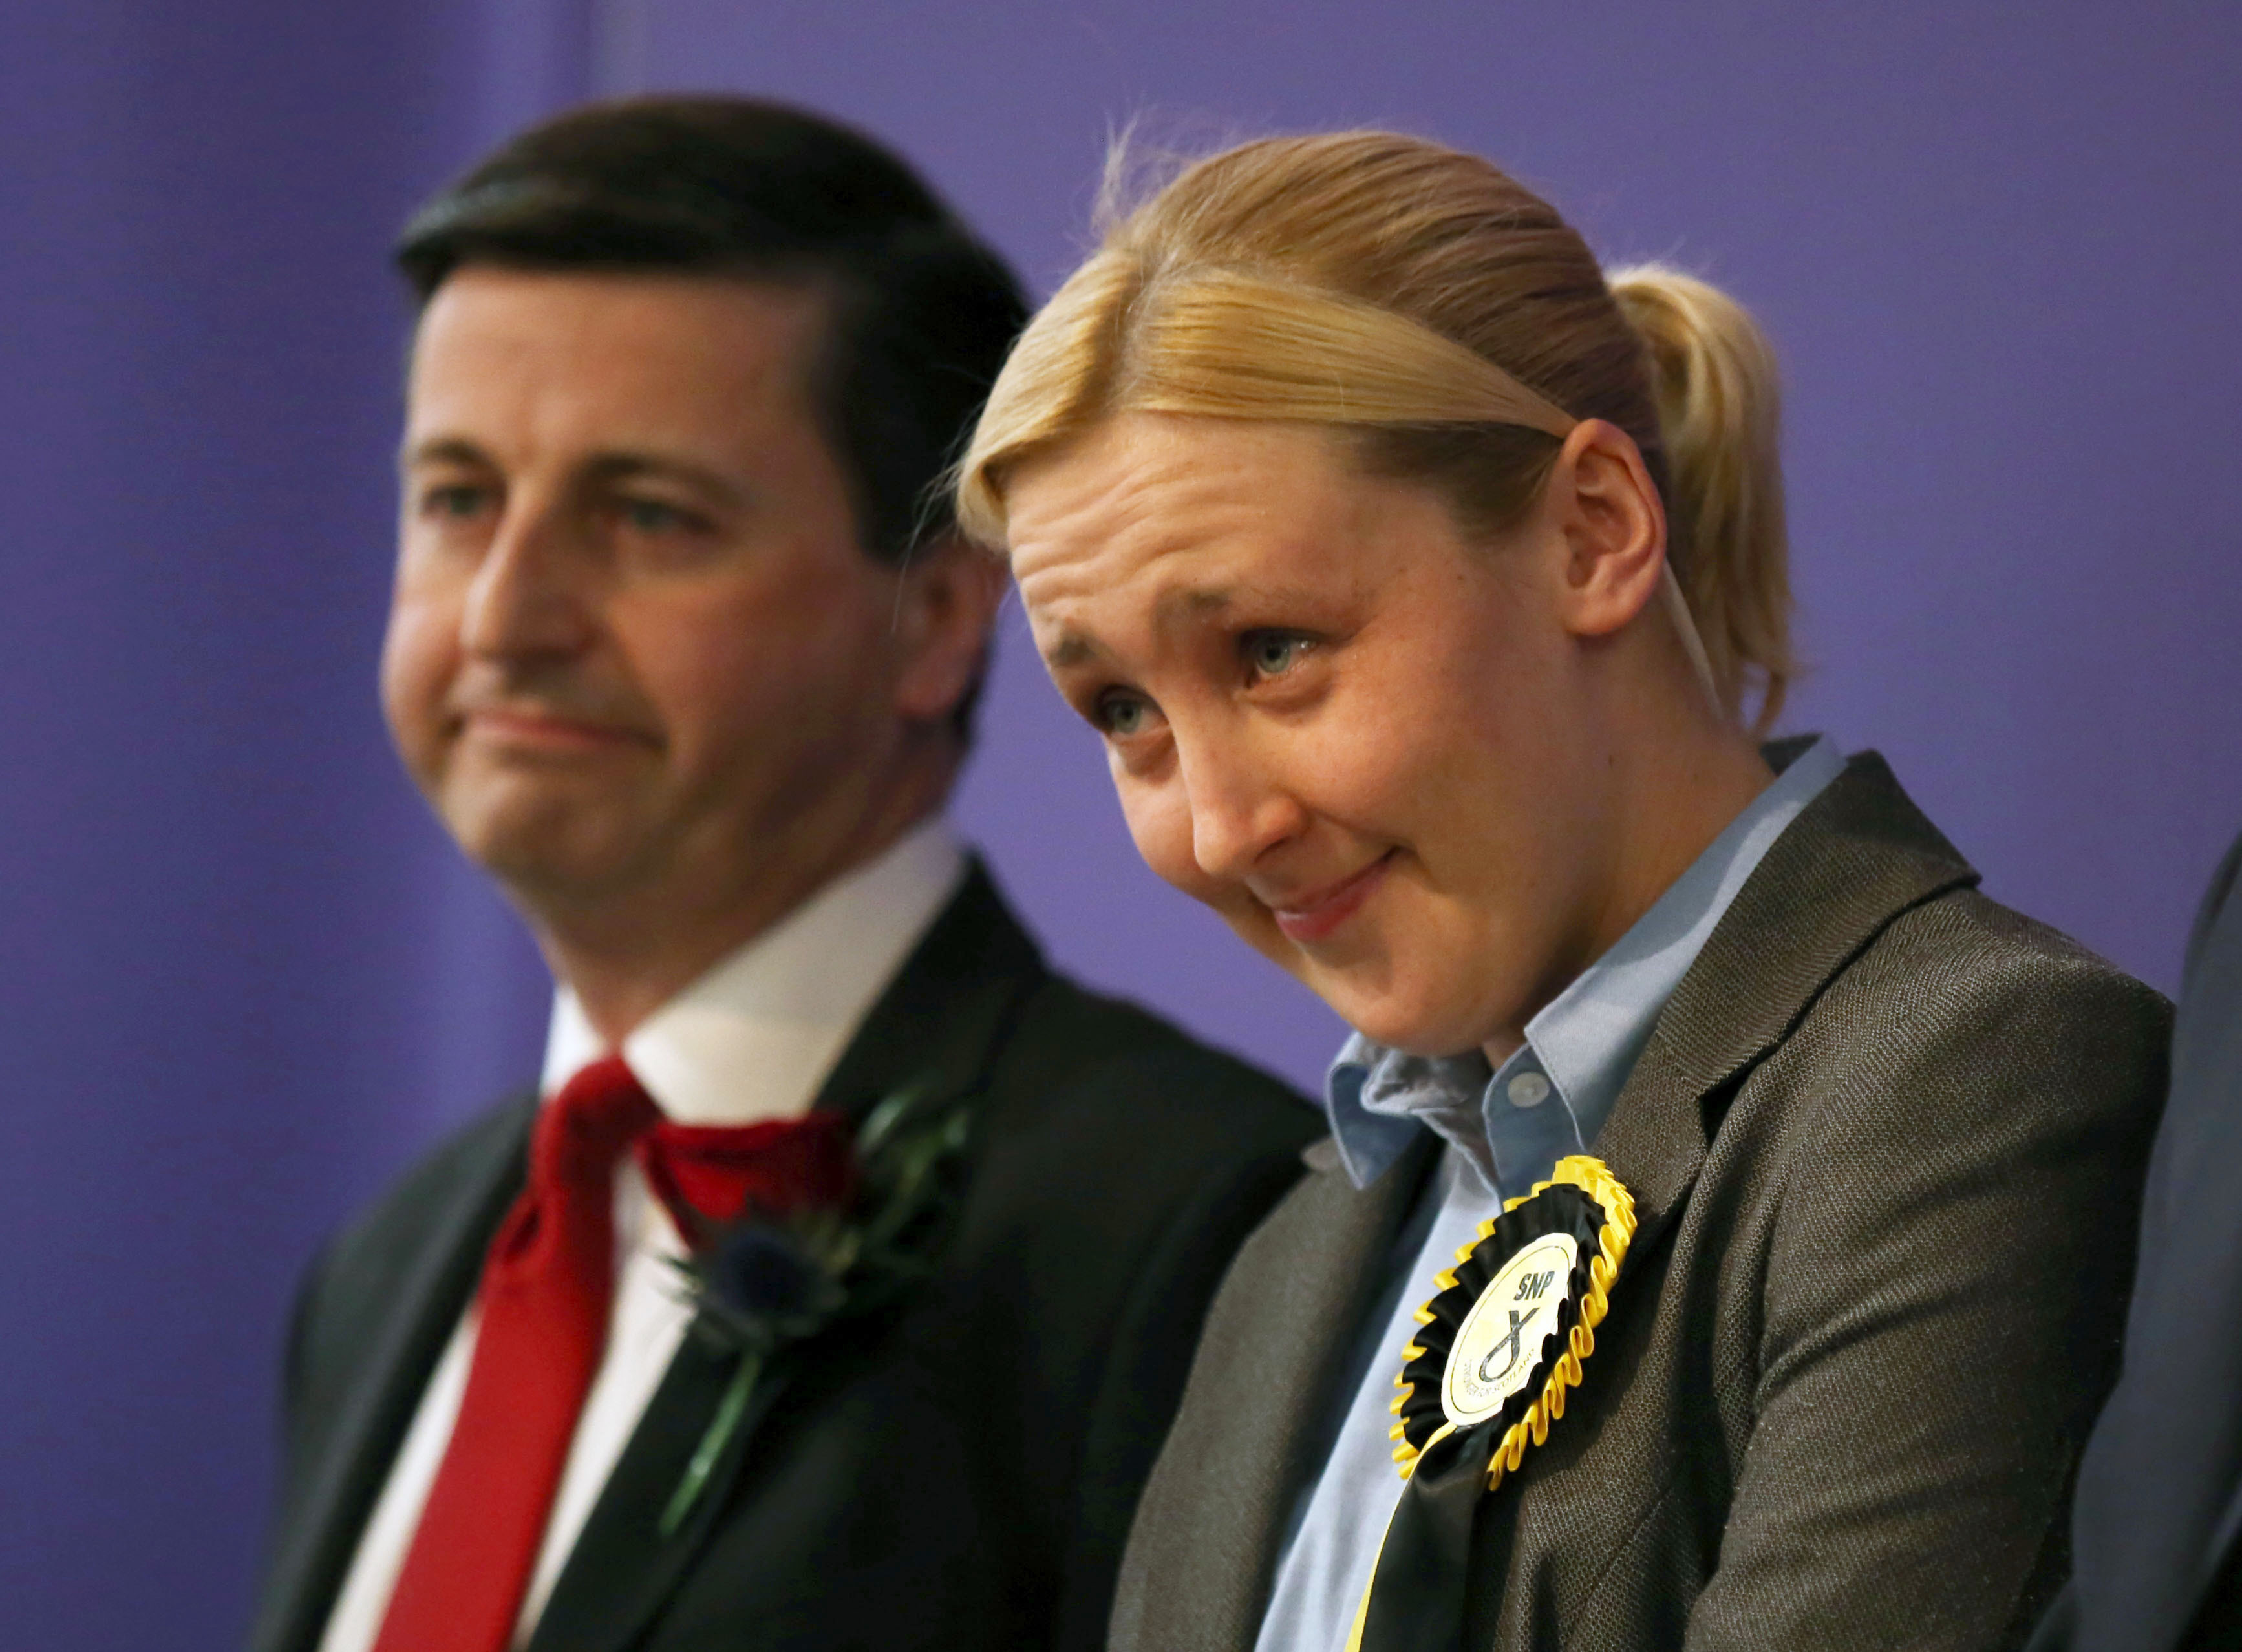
1319;984;1489;1059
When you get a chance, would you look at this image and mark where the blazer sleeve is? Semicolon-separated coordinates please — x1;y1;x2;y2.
1054;1139;1308;1652
1683;934;2169;1651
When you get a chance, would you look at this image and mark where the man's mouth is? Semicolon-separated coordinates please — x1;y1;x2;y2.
1266;852;1395;944
457;704;654;754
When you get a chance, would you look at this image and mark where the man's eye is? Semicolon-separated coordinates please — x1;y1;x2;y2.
1244;631;1312;679
619;498;695;534
420;483;489;521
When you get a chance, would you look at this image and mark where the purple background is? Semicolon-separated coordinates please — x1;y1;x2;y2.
4;3;2237;1646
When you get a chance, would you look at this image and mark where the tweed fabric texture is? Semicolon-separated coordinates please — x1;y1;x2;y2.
1111;752;2169;1652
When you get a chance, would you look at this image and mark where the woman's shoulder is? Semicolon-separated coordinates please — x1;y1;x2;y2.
1849;882;2168;1046
1753;880;2171;1171
1740;743;2170;1090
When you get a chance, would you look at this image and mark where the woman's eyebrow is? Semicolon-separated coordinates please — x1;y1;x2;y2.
1166;579;1325;619
1044;630;1101;669
1038;577;1330;669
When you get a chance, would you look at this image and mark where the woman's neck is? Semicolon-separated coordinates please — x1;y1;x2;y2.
1595;681;1776;968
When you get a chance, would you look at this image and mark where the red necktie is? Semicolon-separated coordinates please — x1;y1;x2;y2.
372;1055;659;1652
637;1110;857;1235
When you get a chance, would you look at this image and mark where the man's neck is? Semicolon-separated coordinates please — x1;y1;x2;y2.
537;815;968;1121
531;795;951;1048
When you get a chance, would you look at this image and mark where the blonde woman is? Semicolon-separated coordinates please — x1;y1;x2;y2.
957;133;2168;1652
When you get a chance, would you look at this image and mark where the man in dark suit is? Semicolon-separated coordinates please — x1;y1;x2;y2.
250;97;1313;1652
2031;829;2242;1652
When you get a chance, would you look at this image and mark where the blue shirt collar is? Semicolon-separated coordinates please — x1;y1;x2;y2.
1323;736;1848;1191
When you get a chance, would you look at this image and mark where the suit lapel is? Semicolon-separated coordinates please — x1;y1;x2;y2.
254;1101;532;1652
807;857;1047;1127
1112;1133;1440;1652
526;860;1049;1652
1592;749;1980;1256
527;1330;803;1652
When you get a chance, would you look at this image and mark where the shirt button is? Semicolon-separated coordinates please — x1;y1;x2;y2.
1507;1071;1552;1109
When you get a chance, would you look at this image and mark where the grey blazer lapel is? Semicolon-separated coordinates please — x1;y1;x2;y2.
1111;1132;1438;1652
1446;750;1985;1642
1594;749;1978;1255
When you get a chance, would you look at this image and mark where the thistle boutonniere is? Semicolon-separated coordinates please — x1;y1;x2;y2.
657;1086;973;1535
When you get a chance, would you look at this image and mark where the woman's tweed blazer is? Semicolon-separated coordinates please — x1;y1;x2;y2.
1111;748;2169;1652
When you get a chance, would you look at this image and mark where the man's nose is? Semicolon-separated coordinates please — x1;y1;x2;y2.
460;505;594;660
1180;735;1307;883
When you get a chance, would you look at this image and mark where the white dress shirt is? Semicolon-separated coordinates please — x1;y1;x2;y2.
318;819;965;1652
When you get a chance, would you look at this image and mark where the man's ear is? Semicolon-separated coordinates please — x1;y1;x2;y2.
1545;419;1669;640
891;535;1007;725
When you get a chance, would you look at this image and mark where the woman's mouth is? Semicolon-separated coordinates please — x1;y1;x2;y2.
1268;852;1394;944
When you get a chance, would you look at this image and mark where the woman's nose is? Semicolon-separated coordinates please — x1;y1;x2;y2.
1182;740;1307;882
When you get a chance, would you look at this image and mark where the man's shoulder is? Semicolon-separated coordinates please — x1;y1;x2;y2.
279;1092;535;1503
990;964;1316;1149
303;1095;534;1324
831;858;1318;1173
954;963;1319;1325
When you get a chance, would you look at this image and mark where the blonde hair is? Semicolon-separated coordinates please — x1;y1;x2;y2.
958;131;1797;732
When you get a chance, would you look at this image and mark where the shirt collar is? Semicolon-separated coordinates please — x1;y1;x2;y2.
540;816;966;1125
1323;736;1848;1189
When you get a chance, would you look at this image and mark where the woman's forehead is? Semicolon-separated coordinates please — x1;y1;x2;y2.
1010;429;1474;671
1007;416;1378;587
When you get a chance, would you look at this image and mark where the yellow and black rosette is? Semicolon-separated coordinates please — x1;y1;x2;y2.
1347;1155;1636;1652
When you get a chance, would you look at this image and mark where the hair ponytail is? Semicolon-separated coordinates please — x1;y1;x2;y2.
1607;266;1795;734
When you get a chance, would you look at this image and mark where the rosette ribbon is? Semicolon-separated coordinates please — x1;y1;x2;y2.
1345;1155;1636;1652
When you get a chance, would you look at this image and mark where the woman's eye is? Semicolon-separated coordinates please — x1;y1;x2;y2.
1095;692;1154;737
1244;631;1312;679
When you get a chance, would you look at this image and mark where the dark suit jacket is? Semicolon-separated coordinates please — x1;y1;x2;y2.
251;862;1318;1652
2030;830;2242;1652
1112;750;2170;1652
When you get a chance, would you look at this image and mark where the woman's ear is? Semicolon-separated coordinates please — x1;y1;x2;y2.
891;536;1008;727
1545;419;1669;639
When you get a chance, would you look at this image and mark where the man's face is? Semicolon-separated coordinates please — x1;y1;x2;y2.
385;268;956;935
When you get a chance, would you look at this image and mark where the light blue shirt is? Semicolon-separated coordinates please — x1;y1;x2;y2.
1253;737;1846;1652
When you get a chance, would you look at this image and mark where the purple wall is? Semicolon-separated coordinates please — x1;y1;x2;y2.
2;4;2236;1647
629;0;2242;1070
0;4;587;1646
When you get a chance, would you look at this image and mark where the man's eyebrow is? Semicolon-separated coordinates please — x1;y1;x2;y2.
579;451;747;508
400;436;491;471
397;439;747;510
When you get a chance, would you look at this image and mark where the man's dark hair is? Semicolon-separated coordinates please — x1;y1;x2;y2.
399;96;1028;566
397;98;1027;739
